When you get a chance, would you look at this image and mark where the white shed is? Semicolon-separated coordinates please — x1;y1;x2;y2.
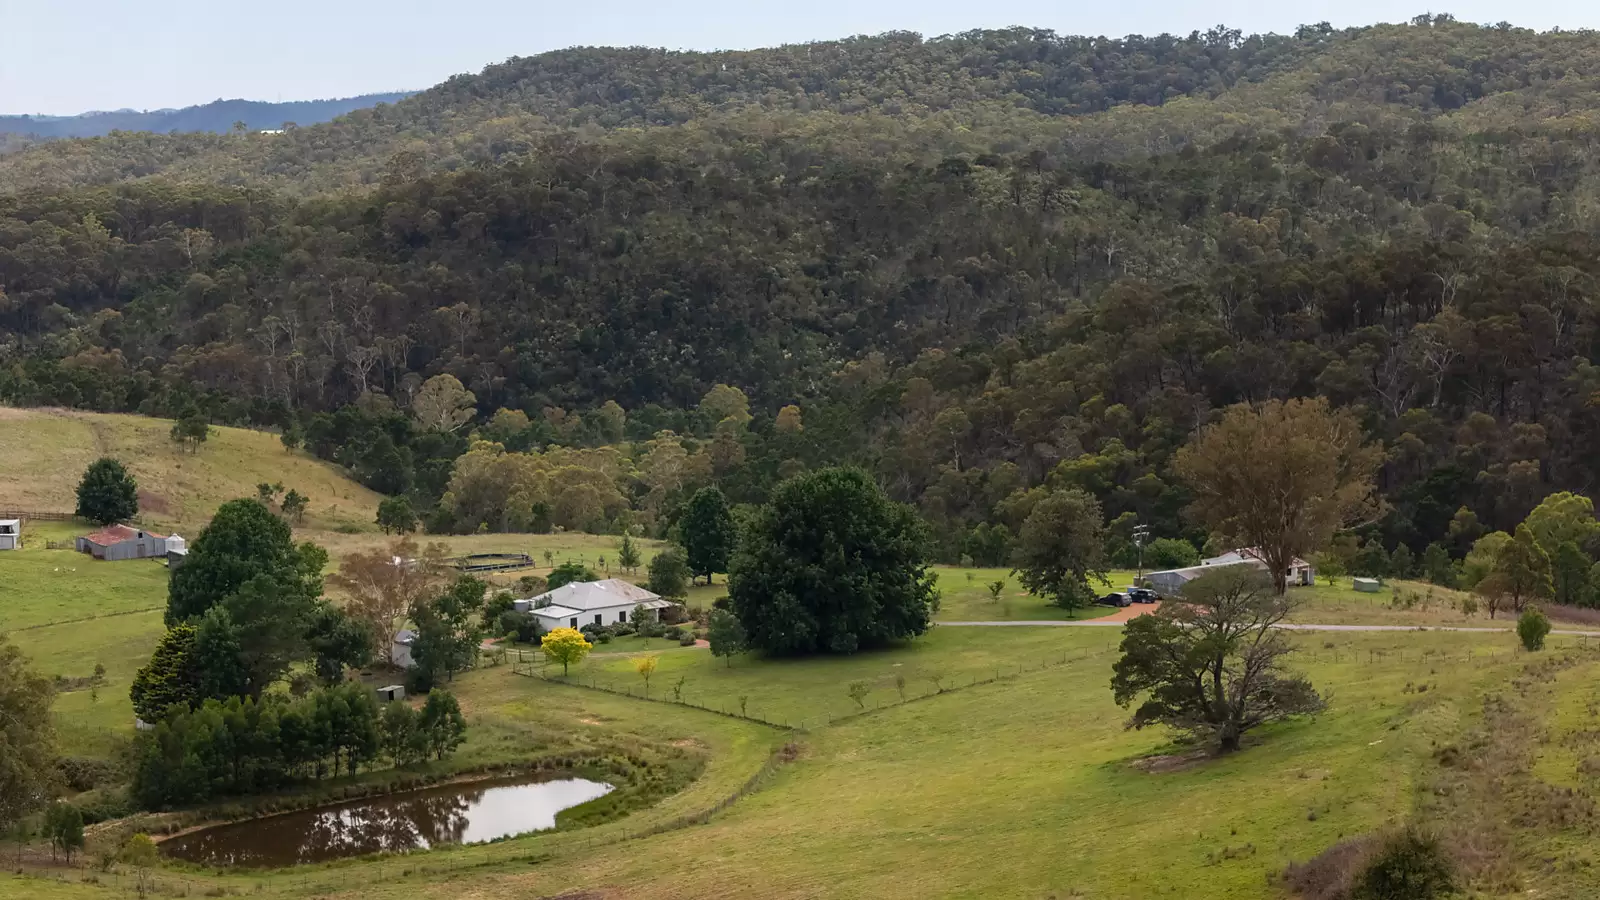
391;629;418;669
0;519;19;551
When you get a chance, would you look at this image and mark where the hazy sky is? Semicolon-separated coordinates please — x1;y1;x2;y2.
6;0;1600;114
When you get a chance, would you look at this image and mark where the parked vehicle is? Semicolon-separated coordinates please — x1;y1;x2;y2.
1099;592;1132;608
1127;587;1160;604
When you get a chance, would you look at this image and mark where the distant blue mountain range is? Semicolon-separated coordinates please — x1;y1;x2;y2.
0;92;416;139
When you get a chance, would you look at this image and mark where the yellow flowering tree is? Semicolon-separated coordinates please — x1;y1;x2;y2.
632;654;659;698
540;627;592;676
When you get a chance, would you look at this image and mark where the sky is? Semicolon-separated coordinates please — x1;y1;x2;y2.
5;0;1600;114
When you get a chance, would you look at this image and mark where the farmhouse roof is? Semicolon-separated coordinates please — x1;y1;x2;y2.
0;518;19;527
526;578;667;611
80;523;165;546
531;604;584;619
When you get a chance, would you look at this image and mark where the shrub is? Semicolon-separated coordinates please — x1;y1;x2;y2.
1518;606;1552;651
58;756;118;793
1353;828;1455;900
678;635;697;646
1283;835;1378;900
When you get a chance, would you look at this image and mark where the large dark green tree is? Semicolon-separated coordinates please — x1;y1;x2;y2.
1011;489;1109;611
74;457;139;525
679;487;735;584
166;498;325;624
729;467;938;654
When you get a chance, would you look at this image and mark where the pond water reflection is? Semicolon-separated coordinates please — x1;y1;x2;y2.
160;776;613;867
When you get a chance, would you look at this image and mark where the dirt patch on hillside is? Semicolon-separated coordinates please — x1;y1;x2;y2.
1130;749;1210;774
137;491;173;517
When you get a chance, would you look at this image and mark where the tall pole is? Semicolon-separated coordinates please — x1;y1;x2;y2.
1133;524;1150;584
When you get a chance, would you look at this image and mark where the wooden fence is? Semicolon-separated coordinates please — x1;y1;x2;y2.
0;509;77;522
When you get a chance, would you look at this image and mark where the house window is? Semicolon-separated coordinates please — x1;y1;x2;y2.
619;610;627;623
594;614;603;625
569;618;578;628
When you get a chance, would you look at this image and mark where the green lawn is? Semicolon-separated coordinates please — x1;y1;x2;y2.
540;626;1129;728
0;522;171;631
932;566;1140;621
9;619;1567;900
0;523;171;755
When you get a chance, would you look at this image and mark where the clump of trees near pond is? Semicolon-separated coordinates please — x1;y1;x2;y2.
127;496;477;811
132;683;467;809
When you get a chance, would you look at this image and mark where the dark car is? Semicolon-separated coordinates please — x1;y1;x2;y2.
1099;591;1132;608
1127;587;1160;604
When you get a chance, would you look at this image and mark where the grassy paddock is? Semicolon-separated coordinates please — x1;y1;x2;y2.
6;625;1567;899
0;406;383;532
288;629;1532;900
547;626;1130;727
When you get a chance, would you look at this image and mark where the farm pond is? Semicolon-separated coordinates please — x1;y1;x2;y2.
160;775;614;867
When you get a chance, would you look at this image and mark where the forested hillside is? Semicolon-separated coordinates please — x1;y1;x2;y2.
0;92;415;143
4;15;1600;563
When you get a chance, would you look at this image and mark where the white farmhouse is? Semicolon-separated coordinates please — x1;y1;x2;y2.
516;579;676;632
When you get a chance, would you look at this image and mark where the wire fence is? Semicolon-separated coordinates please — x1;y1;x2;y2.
10;605;166;633
510;644;1120;731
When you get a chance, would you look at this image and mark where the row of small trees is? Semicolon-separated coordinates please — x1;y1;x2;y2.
131;683;466;809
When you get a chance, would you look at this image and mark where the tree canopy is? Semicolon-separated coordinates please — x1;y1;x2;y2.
679;487;735;583
1111;566;1324;753
167;498;324;624
74;457;138;525
729;467;939;655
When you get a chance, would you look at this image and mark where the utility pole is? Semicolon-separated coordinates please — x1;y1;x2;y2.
1133;524;1151;585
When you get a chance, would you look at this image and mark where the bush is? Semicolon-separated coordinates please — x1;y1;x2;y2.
498;610;542;644
405;666;437;695
1283;835;1379;900
1353;828;1455;900
1518;606;1552;651
58;756;118;793
678;635;697;646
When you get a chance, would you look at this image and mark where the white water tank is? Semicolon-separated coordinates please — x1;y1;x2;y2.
166;534;187;553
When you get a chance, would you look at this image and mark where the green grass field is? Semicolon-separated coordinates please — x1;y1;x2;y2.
22;627;1552;900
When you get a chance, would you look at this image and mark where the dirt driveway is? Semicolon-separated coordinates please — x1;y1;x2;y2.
1081;601;1162;623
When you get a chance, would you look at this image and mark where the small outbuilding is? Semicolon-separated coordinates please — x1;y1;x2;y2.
375;685;407;703
1353;577;1382;593
0;519;19;551
75;524;169;561
391;629;418;669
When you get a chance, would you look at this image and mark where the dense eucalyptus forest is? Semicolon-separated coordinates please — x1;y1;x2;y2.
5;16;1600;561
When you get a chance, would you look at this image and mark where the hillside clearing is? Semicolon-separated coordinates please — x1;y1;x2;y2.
0;406;382;531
